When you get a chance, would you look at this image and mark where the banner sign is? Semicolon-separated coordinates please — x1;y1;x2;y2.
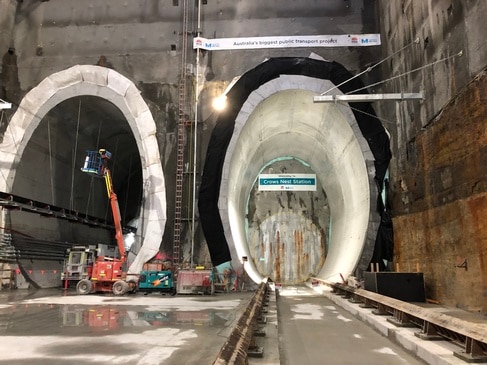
259;174;317;191
194;34;380;51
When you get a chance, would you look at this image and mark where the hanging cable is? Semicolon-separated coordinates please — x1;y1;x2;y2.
123;154;133;227
321;38;421;95
342;101;397;125
188;95;194;221
0;111;11;191
104;138;120;223
70;99;81;211
85;120;103;217
345;50;463;95
95;120;102;151
112;138;119;176
7;110;20;151
47;118;55;205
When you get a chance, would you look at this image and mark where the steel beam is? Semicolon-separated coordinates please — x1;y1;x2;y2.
0;191;136;233
0;99;12;109
316;279;487;362
313;92;424;103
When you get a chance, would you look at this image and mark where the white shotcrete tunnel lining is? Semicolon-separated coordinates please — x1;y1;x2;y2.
220;75;378;284
0;65;166;275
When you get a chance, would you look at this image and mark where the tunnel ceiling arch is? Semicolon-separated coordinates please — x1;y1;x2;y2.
199;57;392;283
0;65;166;274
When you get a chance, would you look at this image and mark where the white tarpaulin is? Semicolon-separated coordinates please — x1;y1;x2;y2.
193;34;381;51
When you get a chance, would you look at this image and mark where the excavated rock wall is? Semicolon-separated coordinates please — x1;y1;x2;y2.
392;74;487;312
377;1;487;313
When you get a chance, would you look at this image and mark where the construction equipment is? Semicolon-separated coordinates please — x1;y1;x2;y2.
176;268;214;295
76;149;133;295
61;245;97;287
137;255;176;295
61;244;116;288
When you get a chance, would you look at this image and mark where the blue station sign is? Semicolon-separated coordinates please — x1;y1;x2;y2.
258;174;317;191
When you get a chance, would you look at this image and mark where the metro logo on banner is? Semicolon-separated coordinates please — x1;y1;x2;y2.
193;34;380;51
259;174;317;191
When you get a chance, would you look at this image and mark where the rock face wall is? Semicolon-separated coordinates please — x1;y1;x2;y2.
377;1;487;313
392;74;487;312
247;159;329;284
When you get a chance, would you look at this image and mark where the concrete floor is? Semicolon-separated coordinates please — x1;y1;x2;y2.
0;286;481;365
277;287;426;365
0;288;253;365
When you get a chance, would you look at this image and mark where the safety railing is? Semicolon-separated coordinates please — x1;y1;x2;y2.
318;280;487;363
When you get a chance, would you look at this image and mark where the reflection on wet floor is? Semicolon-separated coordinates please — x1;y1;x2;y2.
0;303;230;335
0;289;252;365
60;306;227;329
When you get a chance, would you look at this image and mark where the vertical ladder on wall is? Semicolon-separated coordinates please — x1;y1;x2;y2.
173;0;190;267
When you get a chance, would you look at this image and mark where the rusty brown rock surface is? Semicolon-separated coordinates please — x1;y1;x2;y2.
392;72;487;313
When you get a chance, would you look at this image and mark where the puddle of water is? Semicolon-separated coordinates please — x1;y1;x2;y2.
0;303;231;335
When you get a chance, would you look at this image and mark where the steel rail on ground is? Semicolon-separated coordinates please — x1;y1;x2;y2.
313;278;487;363
213;281;269;365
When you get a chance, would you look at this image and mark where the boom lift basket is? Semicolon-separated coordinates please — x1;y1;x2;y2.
81;150;111;176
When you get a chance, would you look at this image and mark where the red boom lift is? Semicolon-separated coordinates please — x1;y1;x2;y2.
76;149;133;295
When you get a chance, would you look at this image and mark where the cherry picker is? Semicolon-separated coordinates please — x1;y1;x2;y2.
76;149;133;295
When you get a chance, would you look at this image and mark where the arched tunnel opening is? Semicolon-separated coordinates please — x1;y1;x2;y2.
0;65;167;281
6;95;143;263
228;88;372;284
246;156;329;284
14;95;143;229
199;57;391;285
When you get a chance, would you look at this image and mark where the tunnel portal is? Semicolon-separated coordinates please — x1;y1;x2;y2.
14;96;143;226
0;65;167;277
247;157;329;284
199;57;390;285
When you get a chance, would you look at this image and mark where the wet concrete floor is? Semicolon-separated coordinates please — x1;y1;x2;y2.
277;286;427;365
0;288;253;365
2;285;472;365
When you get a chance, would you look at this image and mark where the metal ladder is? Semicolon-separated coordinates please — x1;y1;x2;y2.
173;0;190;267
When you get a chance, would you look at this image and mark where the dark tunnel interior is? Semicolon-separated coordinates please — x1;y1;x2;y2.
12;95;143;228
